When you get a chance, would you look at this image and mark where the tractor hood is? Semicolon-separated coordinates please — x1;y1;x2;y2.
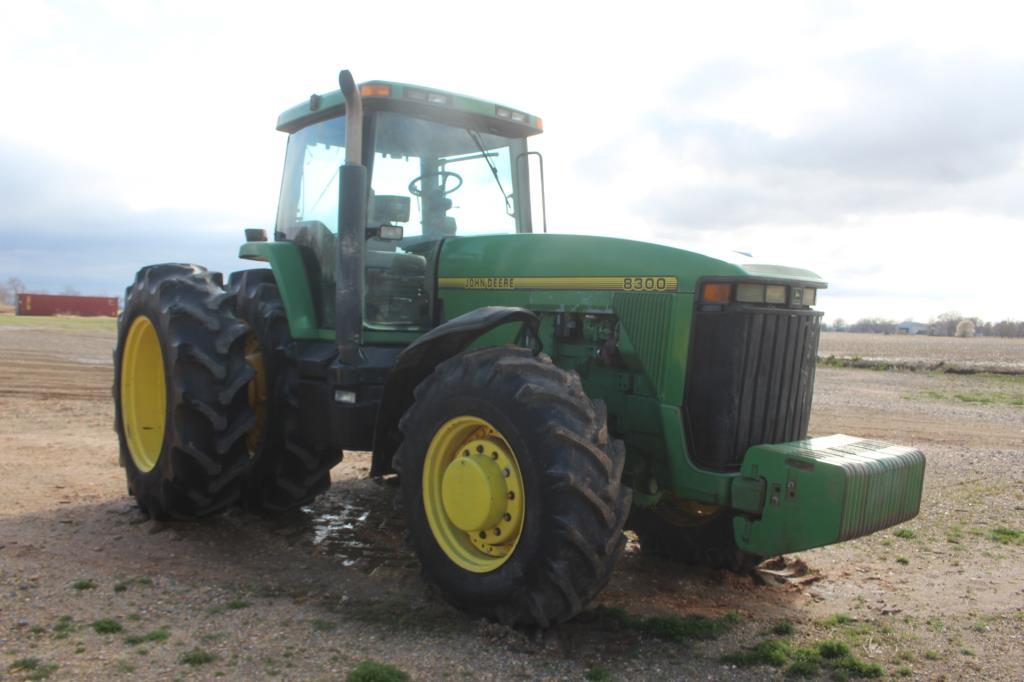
435;234;826;295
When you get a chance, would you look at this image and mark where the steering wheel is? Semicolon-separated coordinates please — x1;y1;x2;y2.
408;170;463;197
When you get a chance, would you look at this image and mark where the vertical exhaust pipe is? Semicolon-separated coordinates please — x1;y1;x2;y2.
336;69;367;365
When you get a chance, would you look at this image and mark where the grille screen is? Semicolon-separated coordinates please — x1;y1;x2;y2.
684;307;822;470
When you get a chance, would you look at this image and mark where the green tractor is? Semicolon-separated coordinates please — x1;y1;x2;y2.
114;70;925;626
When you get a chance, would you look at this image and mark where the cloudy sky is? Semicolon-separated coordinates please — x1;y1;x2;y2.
2;0;1022;323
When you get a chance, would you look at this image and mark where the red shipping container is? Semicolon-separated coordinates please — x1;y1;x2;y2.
16;293;119;317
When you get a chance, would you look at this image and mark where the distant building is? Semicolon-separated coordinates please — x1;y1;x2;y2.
896;321;930;335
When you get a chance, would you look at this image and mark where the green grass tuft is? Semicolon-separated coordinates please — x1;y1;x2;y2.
584;666;613;682
180;648;217;666
595;606;739;641
91;618;123;634
724;638;881;678
9;657;59;680
345;660;410;682
988;526;1023;545
818;640;850;659
312;618;338;632
896;556;910;565
722;639;791;667
893;528;915;539
53;616;74;639
772;620;795;636
71;579;96;591
822;613;854;626
225;599;251;610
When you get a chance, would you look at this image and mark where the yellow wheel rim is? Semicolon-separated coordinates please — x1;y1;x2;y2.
423;416;525;573
243;331;267;456
120;316;166;472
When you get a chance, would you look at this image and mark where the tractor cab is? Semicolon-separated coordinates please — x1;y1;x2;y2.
272;82;544;331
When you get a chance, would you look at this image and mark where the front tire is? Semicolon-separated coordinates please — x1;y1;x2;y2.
114;264;254;520
395;346;631;627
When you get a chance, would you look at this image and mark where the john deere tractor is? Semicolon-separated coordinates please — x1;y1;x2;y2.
114;70;925;626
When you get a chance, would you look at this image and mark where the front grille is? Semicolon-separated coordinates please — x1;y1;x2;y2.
684;306;821;470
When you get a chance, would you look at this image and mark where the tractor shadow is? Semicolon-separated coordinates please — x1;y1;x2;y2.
0;471;810;666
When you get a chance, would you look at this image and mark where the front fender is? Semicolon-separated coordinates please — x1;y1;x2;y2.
369;306;540;476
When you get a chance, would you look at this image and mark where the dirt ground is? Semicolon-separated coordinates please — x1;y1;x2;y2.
1;319;1022;681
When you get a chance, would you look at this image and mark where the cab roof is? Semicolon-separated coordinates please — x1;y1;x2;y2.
276;80;543;137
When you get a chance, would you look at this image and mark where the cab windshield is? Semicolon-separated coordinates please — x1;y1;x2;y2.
275;111;530;330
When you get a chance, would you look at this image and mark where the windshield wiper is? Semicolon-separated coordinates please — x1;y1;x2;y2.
467;130;514;216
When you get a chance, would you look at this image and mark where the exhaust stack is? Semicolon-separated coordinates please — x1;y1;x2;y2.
335;69;367;365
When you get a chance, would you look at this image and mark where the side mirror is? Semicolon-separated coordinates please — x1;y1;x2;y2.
367;224;404;241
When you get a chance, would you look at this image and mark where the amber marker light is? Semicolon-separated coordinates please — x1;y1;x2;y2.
535;117;543;130
360;84;392;97
701;283;733;303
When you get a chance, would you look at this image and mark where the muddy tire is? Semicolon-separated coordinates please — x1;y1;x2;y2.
227;269;342;512
629;506;762;571
395;346;631;627
114;264;254;520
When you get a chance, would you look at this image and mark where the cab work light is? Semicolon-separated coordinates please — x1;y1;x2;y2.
701;283;732;303
404;88;449;105
360;84;391;97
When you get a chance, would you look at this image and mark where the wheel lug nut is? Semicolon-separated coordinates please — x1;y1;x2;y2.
502;468;510;477
476;444;484;453
503;513;512;522
478;531;486;539
493;528;501;536
507;491;515;500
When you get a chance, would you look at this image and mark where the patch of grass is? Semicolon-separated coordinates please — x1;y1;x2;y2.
771;620;795;636
312;618;338;632
0;315;118;332
595;606;740;642
894;528;916;539
346;660;410;682
53;616;74;638
584;667;613;682
923;650;940;660
225;599;251;610
124;627;170;645
722;639;791;667
91;618;123;634
71;579;96;591
988;527;1023;545
113;582;128;593
822;613;854;626
29;625;46;635
180;648;218;666
896;557;910;565
896;666;912;677
114;660;136;674
8;658;59;680
819;640;850;659
723;639;881;678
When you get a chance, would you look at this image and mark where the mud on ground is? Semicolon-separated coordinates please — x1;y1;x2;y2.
1;319;1022;680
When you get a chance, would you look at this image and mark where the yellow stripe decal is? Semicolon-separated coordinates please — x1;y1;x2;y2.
438;276;679;292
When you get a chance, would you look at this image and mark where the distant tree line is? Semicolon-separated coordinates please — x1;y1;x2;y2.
0;277;84;305
824;311;1024;338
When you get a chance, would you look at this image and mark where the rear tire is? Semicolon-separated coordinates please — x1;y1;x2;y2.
395;346;631;627
114;264;254;520
227;269;342;512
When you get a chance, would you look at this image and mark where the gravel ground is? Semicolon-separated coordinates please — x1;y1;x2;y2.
1;318;1022;681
